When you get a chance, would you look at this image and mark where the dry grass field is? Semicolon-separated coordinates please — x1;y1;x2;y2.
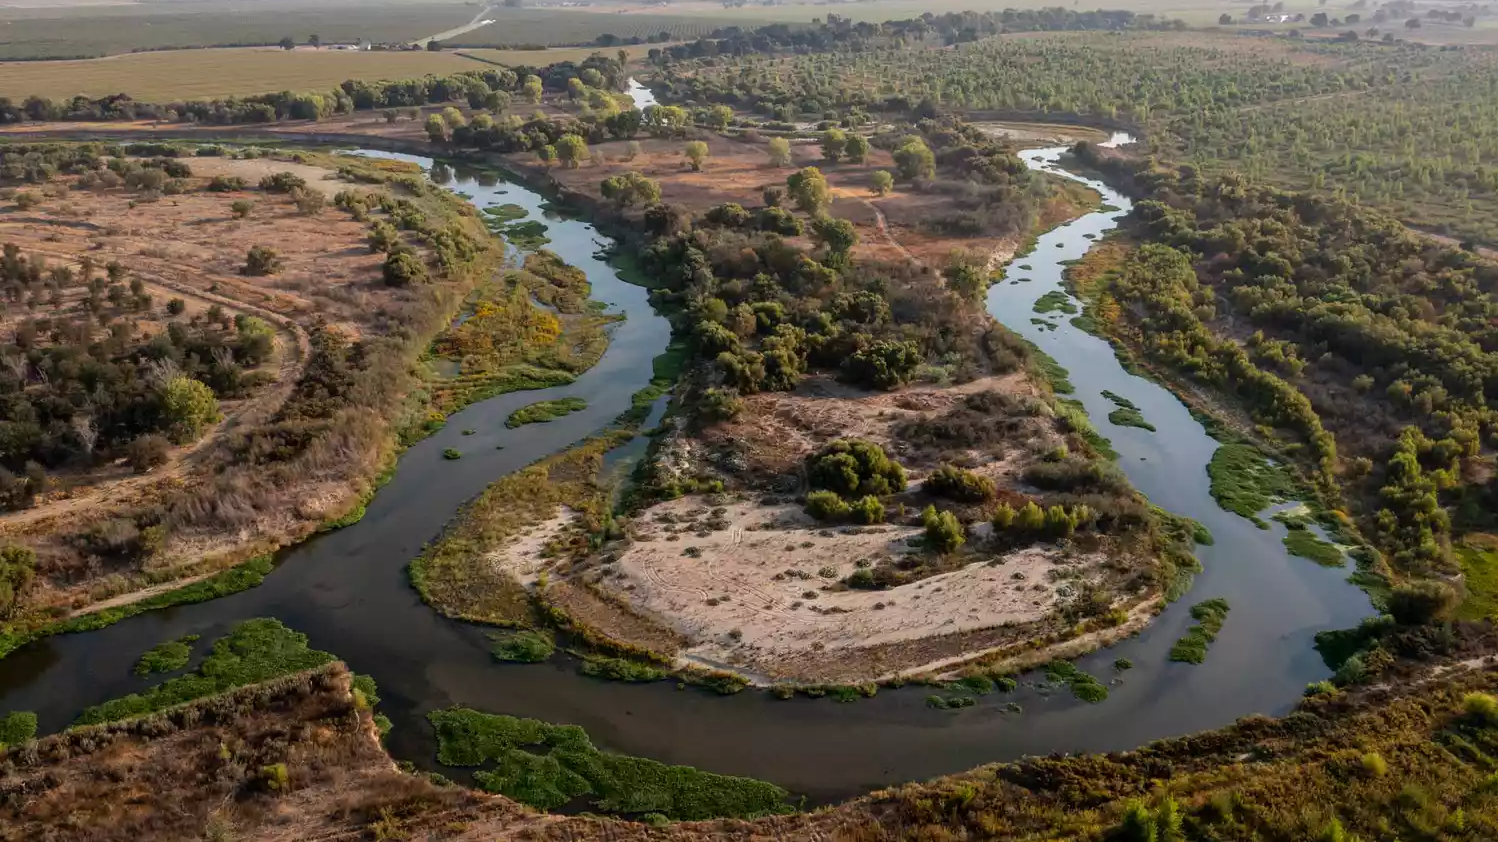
0;48;480;101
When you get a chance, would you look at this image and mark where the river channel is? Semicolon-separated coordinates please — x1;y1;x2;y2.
0;115;1373;803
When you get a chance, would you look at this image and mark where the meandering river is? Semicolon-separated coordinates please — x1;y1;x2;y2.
0;110;1373;803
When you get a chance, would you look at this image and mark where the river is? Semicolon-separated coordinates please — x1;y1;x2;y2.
0;115;1373;803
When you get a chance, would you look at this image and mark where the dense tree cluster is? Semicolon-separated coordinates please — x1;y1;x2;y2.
0;57;625;126
0;243;278;510
1085;150;1498;571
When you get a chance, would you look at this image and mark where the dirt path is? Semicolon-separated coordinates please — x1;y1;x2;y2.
412;4;498;47
0;248;309;535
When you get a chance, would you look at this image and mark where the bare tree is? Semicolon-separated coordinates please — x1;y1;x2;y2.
143;358;181;390
70;413;98;456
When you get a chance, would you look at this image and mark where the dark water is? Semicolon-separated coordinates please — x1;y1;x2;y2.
0;137;1373;804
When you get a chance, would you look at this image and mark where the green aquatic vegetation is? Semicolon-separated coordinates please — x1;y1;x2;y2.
443;447;462;460
1100;389;1155;432
483;203;528;223
1206;443;1298;525
427;707;793;818
926;694;977;710
1044;660;1109;703
506;397;587;428
489;630;556;663
1169;598;1231;664
0;710;36;748
1056;398;1118;460
75;618;334;726
1034;290;1078;315
1024;340;1073;394
1283;526;1345;568
579;655;668;682
494;219;551;250
1114;658;1133;671
133;634;200;675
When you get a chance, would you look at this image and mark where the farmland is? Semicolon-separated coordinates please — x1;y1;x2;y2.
0;49;480;101
0;2;479;60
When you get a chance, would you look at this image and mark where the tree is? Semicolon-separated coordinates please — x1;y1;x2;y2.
925;465;996;502
684;140;710;171
383;248;428;286
705;104;733;130
843;340;921;389
894;136;935;180
427;39;443;51
821;128;847;162
766;137;792;168
1387;580;1456;625
1406;16;1422;27
1311;12;1329;26
787;166;831;214
424;114;447;143
166;297;186;316
278;36;295;50
844;133;870;163
947;263;985;301
871;170;894;196
230;199;254;219
484;90;512;112
599;171;661;207
160;376;219;443
1219;13;1233;24
556;134;590;168
243;245;281;276
0;544;35;619
537;144;557;165
308;33;321;48
521;75;544;104
811;215;858;257
643;104;689;137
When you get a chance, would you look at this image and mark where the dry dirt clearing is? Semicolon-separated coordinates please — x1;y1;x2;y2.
604;497;1090;682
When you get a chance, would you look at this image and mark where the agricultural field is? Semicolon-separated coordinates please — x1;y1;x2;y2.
0;1;479;60
0;48;480;101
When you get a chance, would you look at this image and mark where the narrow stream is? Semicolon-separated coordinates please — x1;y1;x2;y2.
0;117;1373;804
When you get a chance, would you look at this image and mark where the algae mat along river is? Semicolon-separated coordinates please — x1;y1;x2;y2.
0;138;1373;804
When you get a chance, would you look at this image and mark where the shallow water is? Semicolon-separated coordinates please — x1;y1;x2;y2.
0;126;1374;805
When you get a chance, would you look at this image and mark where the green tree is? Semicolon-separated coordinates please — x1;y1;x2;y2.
644;104;690;137
424;113;447;142
684;140;710;171
521;75;544;104
894;136;936;180
556;134;590;169
705;104;733;129
160;376;220;443
0;710;36;748
599;171;662;207
844;133;870;163
821;128;847;162
766;137;792;168
787;166;831;214
871;170;894;195
811;215;858;257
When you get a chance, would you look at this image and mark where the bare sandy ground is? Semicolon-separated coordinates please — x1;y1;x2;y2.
185;158;351;196
599;497;1088;678
488;506;578;587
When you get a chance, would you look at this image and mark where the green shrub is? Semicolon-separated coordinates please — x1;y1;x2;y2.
579;655;668;682
1361;751;1388;777
1464;692;1498;725
922;505;965;553
1387;580;1458;625
700;387;743;421
383;248;429;286
805;490;851;521
0;710;37;748
490;630;555;663
924;464;996;502
242;244;282;276
850;495;885;524
1304;680;1339;697
807;439;906;497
